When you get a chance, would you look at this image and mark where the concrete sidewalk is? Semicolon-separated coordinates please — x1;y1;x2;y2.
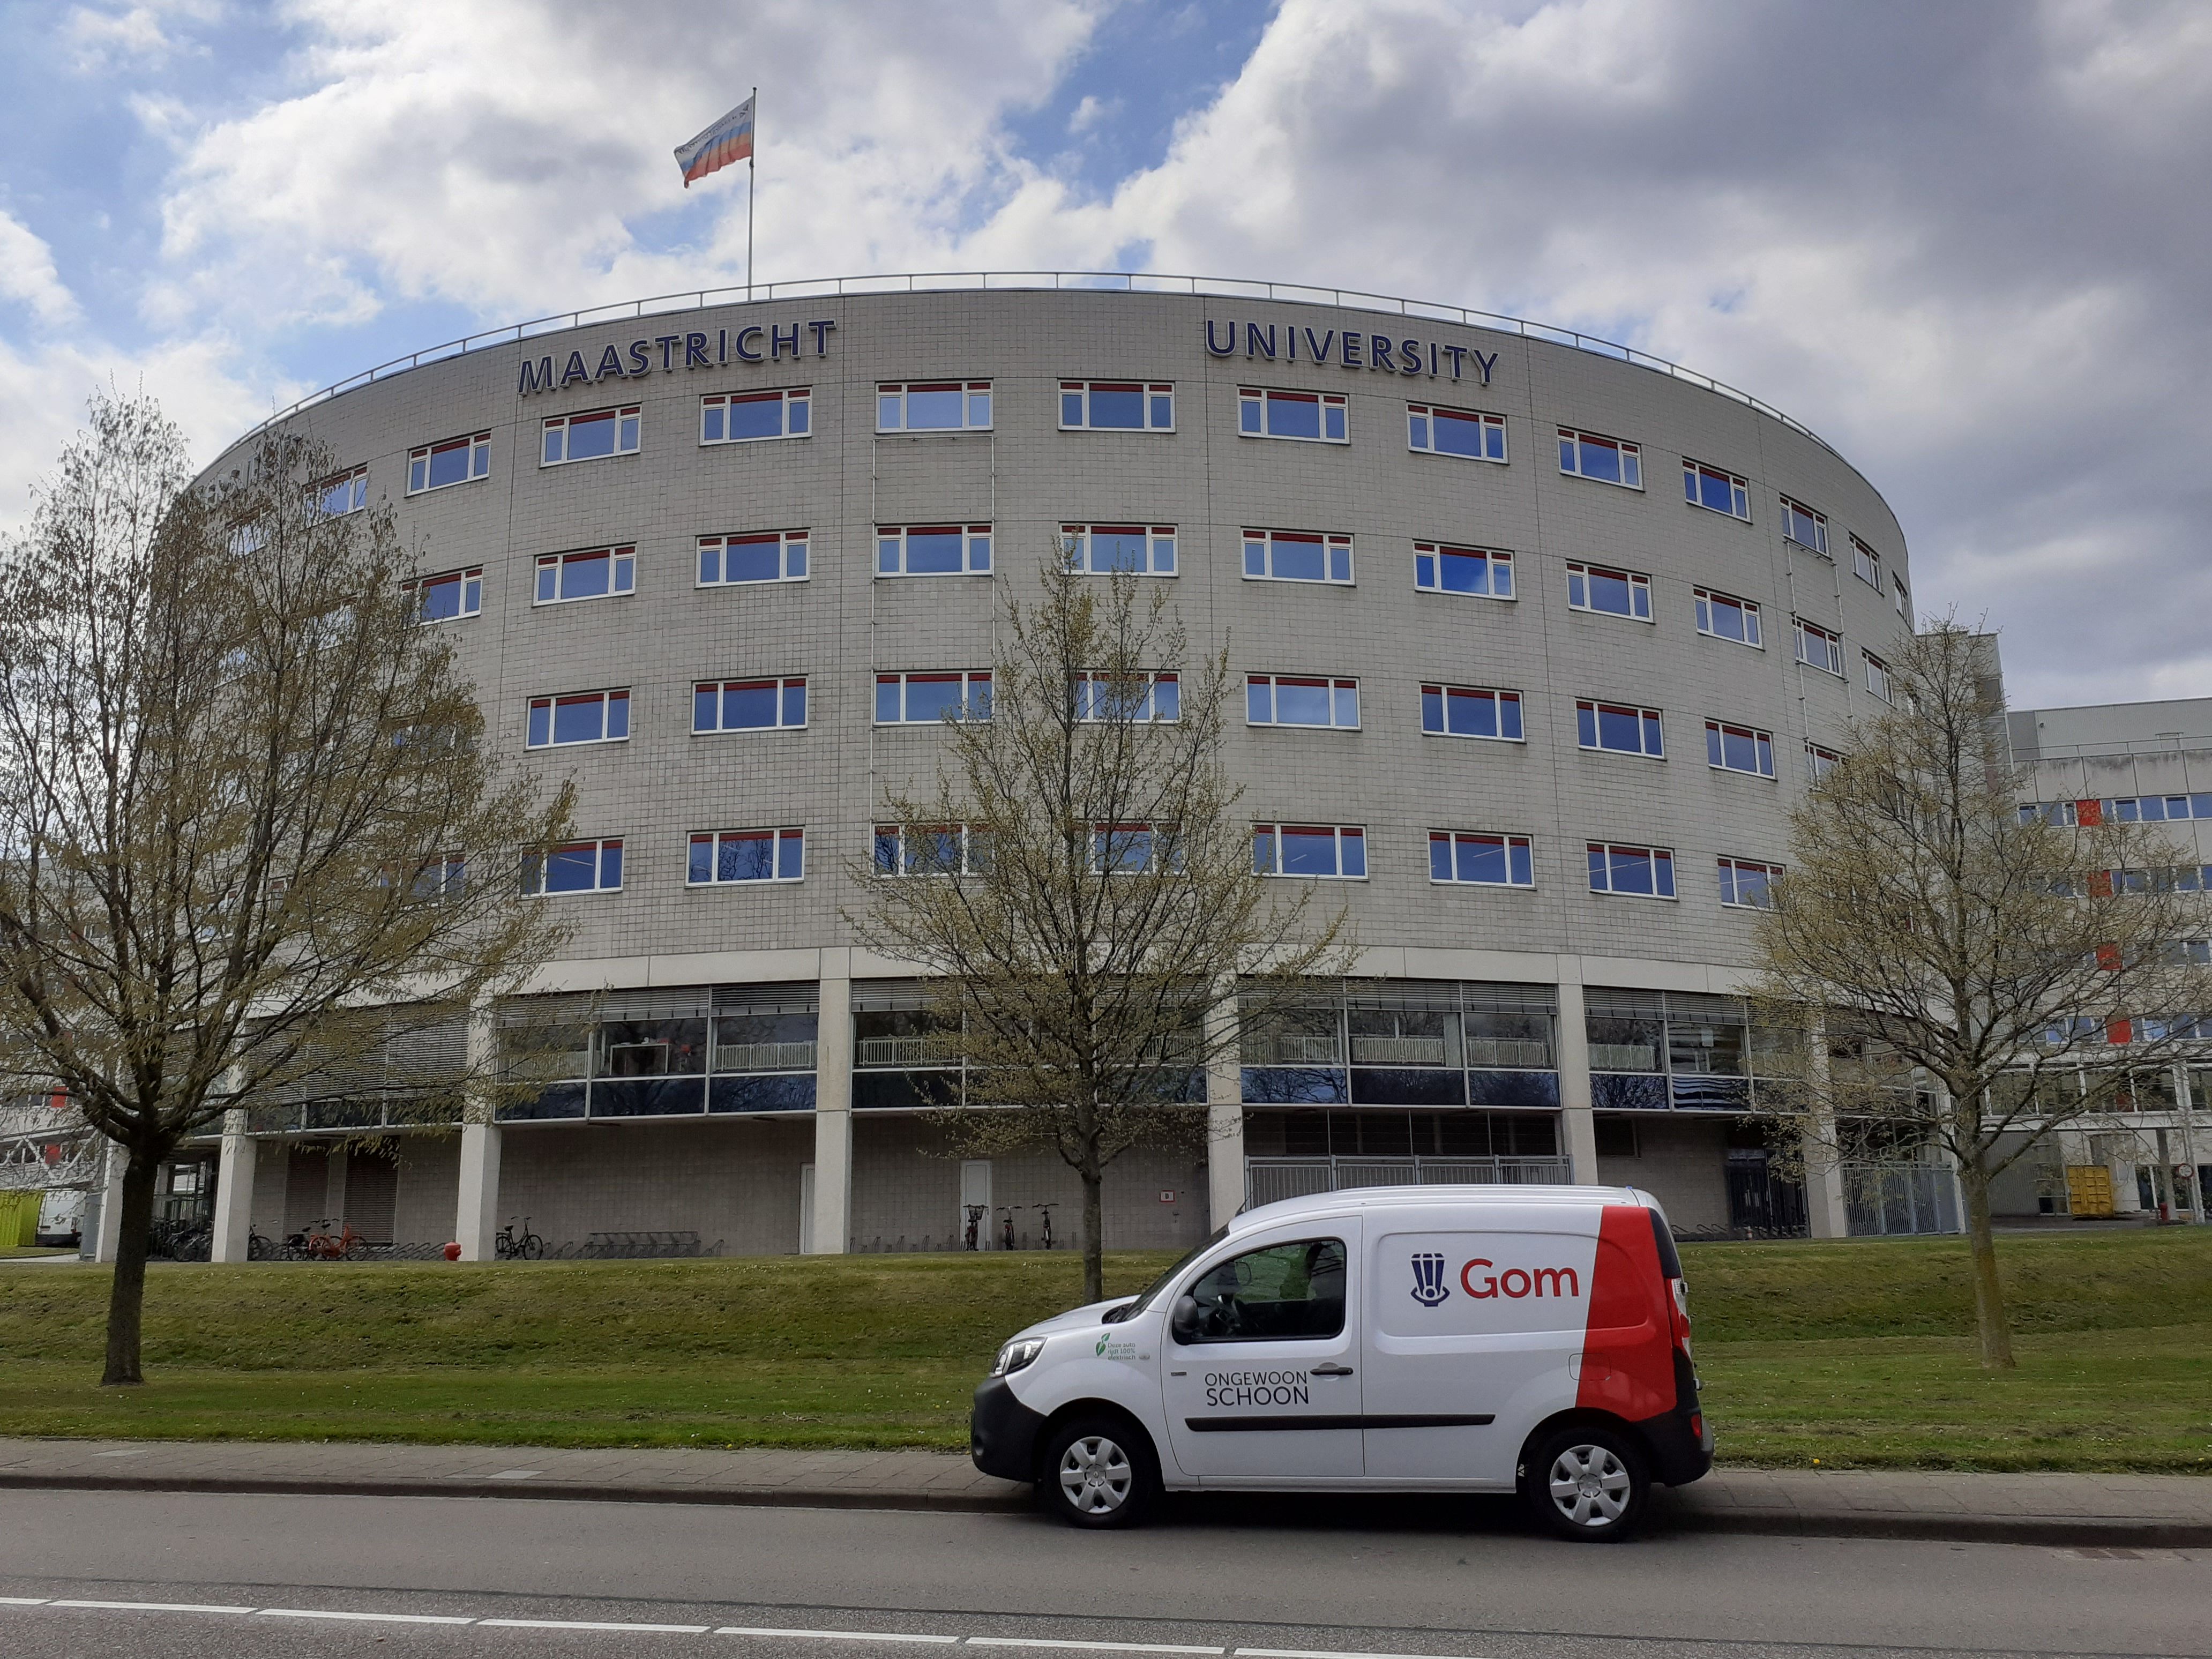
0;1436;2204;1546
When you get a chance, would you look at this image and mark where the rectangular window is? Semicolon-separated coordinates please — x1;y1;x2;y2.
1893;575;1909;618
701;387;810;444
526;689;630;748
1557;427;1642;489
1779;497;1828;555
698;529;807;586
1852;536;1882;589
1705;720;1776;777
1693;587;1762;647
409;567;481;624
1060;380;1174;431
2096;794;2212;824
1717;856;1778;909
1414;542;1513;600
522;838;624;896
693;677;806;733
877;380;991;432
1793;618;1844;675
408;854;467;903
1093;823;1182;875
316;467;368;517
878;523;992;576
1578;700;1665;758
1407;403;1505;462
1864;653;1892;702
541;406;640;466
1806;743;1841;781
688;827;805;885
1683;460;1751;520
1238;387;1348;443
1062;522;1176;577
1420;683;1524;742
1247;675;1359;729
1566;561;1651;621
534;545;635;605
1072;671;1179;723
1588;841;1676;899
873;824;986;877
406;432;490;495
875;672;992;723
1429;831;1534;887
1253;823;1366;879
1244;528;1353;585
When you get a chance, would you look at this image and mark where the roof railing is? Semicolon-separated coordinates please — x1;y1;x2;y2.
229;269;1840;456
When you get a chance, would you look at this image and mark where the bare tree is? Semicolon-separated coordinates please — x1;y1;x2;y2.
1750;623;2212;1367
0;394;573;1384
849;556;1349;1302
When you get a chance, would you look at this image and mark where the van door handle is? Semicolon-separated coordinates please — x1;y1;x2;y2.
1310;1364;1355;1378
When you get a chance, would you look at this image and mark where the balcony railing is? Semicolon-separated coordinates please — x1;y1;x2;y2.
1245;1034;1345;1067
1246;1155;1574;1207
855;1036;957;1069
222;268;1840;460
711;1041;818;1074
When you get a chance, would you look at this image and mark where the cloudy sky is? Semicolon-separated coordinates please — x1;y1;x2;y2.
2;0;2205;710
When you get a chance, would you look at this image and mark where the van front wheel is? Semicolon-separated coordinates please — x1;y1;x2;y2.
1041;1416;1157;1529
1522;1425;1649;1541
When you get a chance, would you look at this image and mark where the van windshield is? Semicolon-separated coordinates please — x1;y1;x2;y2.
1101;1225;1228;1323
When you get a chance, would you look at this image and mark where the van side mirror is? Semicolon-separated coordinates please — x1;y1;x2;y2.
1169;1295;1199;1345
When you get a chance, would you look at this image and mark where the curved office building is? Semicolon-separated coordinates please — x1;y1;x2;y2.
197;276;1917;1259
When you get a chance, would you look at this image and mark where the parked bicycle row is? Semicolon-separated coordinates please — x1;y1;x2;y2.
963;1202;1058;1251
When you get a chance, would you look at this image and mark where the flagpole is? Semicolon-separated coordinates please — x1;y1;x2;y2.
746;86;757;301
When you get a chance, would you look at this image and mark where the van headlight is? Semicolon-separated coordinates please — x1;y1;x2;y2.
991;1339;1045;1377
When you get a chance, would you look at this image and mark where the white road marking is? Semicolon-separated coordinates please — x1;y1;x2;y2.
483;1618;712;1632
968;1642;1225;1656
49;1599;258;1615
92;1449;148;1458
720;1628;962;1644
0;1594;1473;1659
256;1607;477;1625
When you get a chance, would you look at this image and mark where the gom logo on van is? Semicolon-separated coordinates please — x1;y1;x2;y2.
1204;1369;1311;1407
1461;1259;1580;1299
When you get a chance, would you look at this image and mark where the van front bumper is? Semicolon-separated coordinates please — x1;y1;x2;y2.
970;1376;1049;1483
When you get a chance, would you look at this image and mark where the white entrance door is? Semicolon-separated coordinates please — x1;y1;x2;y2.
1160;1229;1363;1483
960;1160;992;1250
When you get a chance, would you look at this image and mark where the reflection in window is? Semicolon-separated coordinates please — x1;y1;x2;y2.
1179;1238;1347;1342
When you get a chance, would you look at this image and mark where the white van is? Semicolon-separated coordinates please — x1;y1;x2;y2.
971;1185;1710;1540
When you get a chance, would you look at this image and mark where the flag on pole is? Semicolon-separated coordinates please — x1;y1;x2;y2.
675;96;755;189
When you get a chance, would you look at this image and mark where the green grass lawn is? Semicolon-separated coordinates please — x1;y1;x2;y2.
1;1228;2206;1470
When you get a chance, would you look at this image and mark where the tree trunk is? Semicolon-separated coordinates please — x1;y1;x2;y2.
101;1147;161;1386
1959;1153;2015;1370
1081;1161;1104;1305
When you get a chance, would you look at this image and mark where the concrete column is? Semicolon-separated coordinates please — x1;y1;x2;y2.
93;1140;124;1263
455;1122;502;1260
809;973;854;1255
1205;988;1245;1226
1554;980;1597;1184
210;1110;256;1262
1803;1012;1850;1238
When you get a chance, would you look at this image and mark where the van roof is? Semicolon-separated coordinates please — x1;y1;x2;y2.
1231;1185;1654;1234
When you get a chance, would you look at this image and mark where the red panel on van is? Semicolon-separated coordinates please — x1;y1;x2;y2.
1574;1204;1677;1423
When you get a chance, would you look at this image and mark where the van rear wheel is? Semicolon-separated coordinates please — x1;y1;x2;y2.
1040;1416;1157;1529
1522;1424;1649;1541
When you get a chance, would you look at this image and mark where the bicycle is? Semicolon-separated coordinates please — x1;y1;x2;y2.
495;1215;544;1260
1032;1202;1056;1251
247;1223;280;1261
962;1204;985;1252
998;1205;1018;1252
303;1216;364;1260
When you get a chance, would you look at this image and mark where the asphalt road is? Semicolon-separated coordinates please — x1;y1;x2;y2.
2;1490;2206;1659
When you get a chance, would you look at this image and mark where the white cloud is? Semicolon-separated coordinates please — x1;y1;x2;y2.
64;1;222;72
0;211;81;328
146;0;1103;331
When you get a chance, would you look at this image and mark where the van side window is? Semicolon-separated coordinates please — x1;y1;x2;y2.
1181;1238;1346;1342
